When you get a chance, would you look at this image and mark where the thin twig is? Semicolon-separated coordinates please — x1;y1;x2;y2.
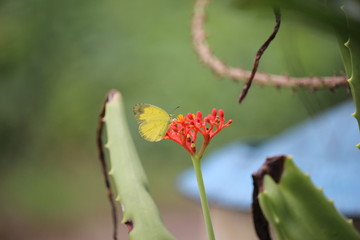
192;0;348;89
96;91;118;240
239;9;281;103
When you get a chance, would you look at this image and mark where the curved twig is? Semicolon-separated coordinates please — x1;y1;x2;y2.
192;0;348;89
239;9;282;103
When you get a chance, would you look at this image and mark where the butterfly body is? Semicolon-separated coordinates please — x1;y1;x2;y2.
133;104;171;142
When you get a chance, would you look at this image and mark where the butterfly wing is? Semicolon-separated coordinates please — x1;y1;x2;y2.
133;104;171;142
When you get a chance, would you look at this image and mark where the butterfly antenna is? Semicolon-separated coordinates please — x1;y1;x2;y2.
171;106;181;115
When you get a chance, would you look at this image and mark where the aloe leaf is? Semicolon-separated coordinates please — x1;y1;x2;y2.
103;90;175;240
345;39;360;148
256;156;360;240
335;4;360;148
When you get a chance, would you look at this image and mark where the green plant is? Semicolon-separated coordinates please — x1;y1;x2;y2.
98;91;175;240
163;109;232;240
253;156;360;240
96;0;360;239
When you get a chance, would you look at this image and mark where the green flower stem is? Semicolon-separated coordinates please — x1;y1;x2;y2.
191;155;215;240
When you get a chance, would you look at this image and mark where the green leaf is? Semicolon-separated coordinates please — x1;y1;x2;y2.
103;90;175;240
259;157;360;240
346;39;360;144
335;4;360;146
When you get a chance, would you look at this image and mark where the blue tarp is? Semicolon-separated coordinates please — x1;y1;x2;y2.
178;101;360;216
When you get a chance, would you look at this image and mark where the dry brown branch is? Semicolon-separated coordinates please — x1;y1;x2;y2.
239;9;281;103
192;0;348;89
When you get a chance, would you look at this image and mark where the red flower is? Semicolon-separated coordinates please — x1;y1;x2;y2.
164;109;232;157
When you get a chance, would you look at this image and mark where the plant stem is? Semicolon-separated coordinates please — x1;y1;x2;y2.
191;155;215;240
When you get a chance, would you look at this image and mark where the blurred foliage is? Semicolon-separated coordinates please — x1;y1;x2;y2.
0;0;351;237
258;157;360;240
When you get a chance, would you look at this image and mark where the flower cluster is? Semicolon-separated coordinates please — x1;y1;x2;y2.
164;109;232;157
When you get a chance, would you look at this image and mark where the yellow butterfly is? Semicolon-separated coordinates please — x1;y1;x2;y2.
133;104;171;142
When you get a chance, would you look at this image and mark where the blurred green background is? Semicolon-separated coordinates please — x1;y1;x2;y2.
0;0;350;239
